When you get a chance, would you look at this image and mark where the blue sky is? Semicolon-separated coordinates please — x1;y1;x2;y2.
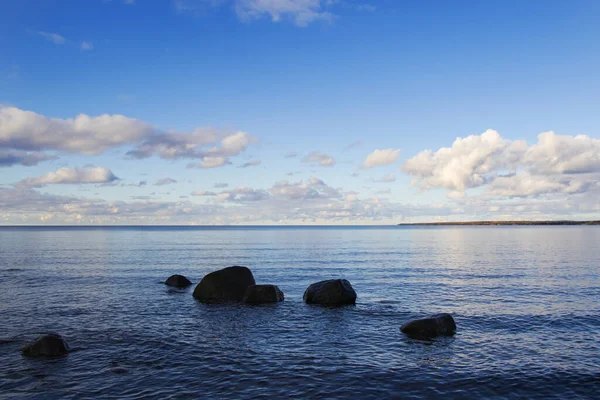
1;0;599;224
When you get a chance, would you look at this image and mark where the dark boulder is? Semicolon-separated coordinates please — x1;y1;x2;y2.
243;284;284;304
21;334;69;357
400;313;456;339
193;266;256;303
165;274;192;288
303;279;357;306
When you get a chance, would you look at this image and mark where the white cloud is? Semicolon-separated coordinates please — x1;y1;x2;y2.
20;167;119;186
191;189;217;196
37;31;66;45
187;156;230;168
1;107;256;169
402;129;600;199
155;177;178;186
235;0;334;26
0;150;58;167
213;182;229;188
363;148;400;168
81;41;94;50
302;151;335;167
238;159;261;168
375;173;396;183
284;152;298;158
0;106;154;154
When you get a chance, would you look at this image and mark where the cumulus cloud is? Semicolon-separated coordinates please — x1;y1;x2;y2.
402;129;600;199
213;182;229;188
155;177;178;186
284;152;298;158
37;31;66;45
363;148;400;168
302;151;335;167
20;167;119;186
128;129;256;167
0;106;154;154
0;150;58;167
1;107;256;169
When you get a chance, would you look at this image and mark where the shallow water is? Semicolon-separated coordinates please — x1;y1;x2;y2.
0;226;599;399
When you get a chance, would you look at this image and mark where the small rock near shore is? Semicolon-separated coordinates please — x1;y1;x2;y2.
243;284;284;304
21;334;70;357
193;266;256;303
165;274;193;288
400;313;456;339
303;279;357;306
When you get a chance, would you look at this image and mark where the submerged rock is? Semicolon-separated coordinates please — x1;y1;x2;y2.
193;266;256;303
303;279;357;306
400;313;457;339
243;284;284;304
165;274;192;288
21;334;69;357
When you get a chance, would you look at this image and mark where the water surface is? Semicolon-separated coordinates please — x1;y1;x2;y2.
0;226;599;399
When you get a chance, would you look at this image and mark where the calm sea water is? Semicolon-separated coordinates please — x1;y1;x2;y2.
0;226;599;399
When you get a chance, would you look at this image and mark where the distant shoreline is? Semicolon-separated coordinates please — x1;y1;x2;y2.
397;220;600;226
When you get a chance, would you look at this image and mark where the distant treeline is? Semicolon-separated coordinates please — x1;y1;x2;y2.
398;220;600;226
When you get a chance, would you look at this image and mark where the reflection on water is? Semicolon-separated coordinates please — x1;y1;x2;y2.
0;226;599;399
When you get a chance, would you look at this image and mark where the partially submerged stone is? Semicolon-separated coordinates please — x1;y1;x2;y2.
165;274;193;288
303;279;357;306
193;266;256;303
243;284;284;304
21;334;69;358
400;313;456;340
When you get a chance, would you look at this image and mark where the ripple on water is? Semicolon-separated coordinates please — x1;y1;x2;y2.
1;226;599;399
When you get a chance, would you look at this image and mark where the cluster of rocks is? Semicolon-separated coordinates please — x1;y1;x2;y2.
20;265;456;358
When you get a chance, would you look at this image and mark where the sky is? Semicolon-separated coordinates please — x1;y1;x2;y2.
1;0;599;225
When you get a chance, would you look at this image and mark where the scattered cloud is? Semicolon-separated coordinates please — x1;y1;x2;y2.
284;152;298;158
0;150;58;167
302;151;335;167
213;182;229;188
363;148;400;168
402;130;600;199
238;159;261;168
375;173;396;183
155;177;178;186
1;107;256;169
0;106;154;155
36;31;66;45
192;189;217;196
20;167;119;187
81;41;94;50
344;140;361;151
234;0;334;27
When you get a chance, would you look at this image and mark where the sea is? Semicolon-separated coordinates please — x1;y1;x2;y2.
0;226;599;399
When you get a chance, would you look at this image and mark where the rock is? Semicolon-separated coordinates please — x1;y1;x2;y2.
21;334;69;357
243;284;284;304
400;313;457;339
165;274;192;288
303;279;357;306
193;266;256;303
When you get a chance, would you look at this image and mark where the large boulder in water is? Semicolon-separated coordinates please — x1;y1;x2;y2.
21;334;69;357
165;274;192;288
193;266;256;303
243;284;284;304
303;279;357;306
400;313;456;339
